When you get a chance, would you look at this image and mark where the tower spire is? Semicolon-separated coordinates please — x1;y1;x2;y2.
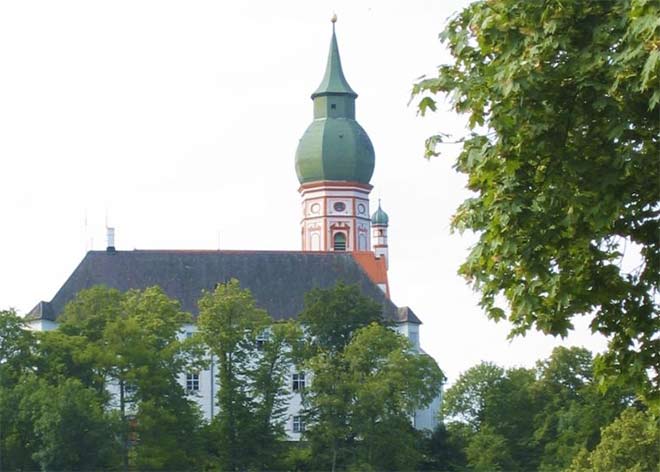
311;18;357;99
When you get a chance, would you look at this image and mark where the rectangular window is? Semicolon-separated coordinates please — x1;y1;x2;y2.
256;332;268;351
186;373;200;392
293;415;305;433
409;331;419;348
292;372;305;392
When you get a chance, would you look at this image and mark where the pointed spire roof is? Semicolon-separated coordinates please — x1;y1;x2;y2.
311;18;357;99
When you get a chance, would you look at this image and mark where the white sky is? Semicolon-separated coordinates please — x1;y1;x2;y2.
0;0;607;385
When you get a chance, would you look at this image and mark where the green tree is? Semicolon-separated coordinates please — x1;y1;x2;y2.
249;320;302;469
465;425;515;472
0;310;38;471
344;323;444;470
298;283;386;471
442;362;505;429
441;348;635;471
17;376;121;471
442;362;539;471
56;285;204;470
298;284;444;471
417;423;470;472
533;347;633;471
115;287;204;470
298;281;385;354
413;0;660;402
0;309;35;387
0;308;123;471
568;407;660;472
197;279;294;471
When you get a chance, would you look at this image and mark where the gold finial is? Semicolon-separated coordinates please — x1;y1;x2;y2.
331;13;337;24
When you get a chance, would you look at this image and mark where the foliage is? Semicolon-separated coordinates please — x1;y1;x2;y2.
298;281;385;354
0;310;38;471
532;347;633;471
1;310;121;470
465;425;515;472
568;407;660;471
417;423;469;472
413;0;660;402
197;279;295;471
55;285;203;470
438;347;633;471
18;376;121;471
0;309;35;387
442;361;505;428
442;362;539;471
298;283;444;471
345;323;444;469
1;289;650;470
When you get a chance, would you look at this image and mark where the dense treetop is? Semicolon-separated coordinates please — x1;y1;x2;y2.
413;0;659;403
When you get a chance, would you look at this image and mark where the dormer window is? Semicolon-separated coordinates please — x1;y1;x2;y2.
333;233;347;251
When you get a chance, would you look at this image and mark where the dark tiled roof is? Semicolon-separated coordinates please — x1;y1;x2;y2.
28;250;421;324
398;306;422;325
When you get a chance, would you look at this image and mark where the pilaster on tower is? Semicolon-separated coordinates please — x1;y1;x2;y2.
294;18;376;253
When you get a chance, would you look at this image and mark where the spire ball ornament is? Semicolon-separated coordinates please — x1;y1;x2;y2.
331;13;337;23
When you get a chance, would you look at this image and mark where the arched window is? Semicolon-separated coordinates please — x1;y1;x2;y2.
333;233;346;251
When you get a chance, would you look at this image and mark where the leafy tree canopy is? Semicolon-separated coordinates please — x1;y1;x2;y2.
298;281;384;355
413;0;660;403
439;347;635;471
55;285;203;470
197;279;295;471
568;407;660;471
298;283;444;471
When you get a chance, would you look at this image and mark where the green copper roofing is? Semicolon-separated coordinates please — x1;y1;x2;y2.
295;21;374;185
371;201;389;225
311;24;357;99
295;118;374;183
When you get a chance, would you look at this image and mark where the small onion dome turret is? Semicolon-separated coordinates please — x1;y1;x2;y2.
371;201;389;226
295;19;375;185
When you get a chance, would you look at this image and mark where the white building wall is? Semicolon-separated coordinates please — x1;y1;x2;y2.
415;391;442;431
26;319;58;332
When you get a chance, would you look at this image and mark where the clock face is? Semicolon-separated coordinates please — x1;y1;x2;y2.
357;203;366;214
333;202;346;212
310;203;320;214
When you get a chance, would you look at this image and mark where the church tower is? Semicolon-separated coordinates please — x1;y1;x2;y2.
295;18;375;253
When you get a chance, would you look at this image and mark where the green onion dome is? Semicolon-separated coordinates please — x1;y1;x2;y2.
295;23;375;185
371;202;389;226
295;118;375;184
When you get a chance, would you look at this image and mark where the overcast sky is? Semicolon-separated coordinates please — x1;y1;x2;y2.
0;0;607;384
